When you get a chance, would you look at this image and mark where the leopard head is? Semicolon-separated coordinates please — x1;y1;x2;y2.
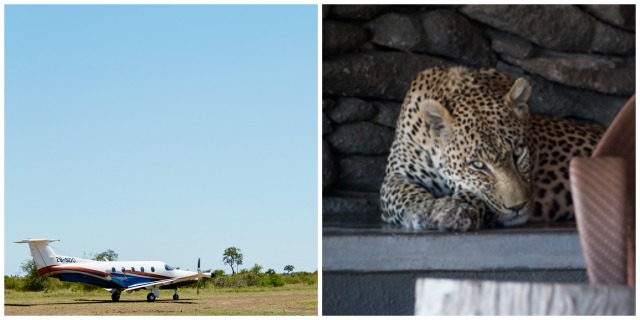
420;69;534;226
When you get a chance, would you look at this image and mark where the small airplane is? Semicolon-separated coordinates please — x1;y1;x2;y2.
16;239;211;302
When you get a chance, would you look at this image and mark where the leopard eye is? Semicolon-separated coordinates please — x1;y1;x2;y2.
469;160;489;172
514;145;526;157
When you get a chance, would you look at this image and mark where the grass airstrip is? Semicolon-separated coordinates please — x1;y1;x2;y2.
4;284;317;316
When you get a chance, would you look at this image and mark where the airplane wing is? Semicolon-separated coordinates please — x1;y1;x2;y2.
122;275;200;292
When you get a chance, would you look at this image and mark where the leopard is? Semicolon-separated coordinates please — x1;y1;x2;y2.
380;66;605;231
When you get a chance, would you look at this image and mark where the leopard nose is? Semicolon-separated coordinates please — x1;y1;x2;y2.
507;202;527;212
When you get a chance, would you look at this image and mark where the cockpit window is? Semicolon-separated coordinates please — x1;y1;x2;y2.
164;264;174;271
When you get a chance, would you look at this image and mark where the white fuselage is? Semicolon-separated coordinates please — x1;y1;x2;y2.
40;258;200;289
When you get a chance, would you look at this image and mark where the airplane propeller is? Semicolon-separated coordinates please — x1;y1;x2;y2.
193;258;212;295
196;258;206;295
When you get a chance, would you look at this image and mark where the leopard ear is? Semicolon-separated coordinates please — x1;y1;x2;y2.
419;99;454;139
507;77;532;119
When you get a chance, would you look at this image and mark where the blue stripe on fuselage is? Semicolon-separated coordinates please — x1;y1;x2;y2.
52;271;190;289
52;273;125;288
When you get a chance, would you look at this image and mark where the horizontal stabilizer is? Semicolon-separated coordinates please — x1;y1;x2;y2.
15;239;60;244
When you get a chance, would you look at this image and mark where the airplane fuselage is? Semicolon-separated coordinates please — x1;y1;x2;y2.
40;258;199;289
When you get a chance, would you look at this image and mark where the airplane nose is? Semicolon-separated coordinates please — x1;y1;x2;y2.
507;202;527;212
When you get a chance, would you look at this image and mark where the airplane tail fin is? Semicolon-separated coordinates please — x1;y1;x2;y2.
15;239;62;274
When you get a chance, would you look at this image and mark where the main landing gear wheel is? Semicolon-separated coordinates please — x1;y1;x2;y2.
111;292;121;302
147;292;156;302
173;293;179;300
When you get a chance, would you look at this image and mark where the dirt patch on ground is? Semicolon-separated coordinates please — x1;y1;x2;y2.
5;286;317;316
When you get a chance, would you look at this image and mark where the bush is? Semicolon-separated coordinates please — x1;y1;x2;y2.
214;273;247;288
294;271;318;285
259;274;284;287
4;276;22;290
279;271;317;285
212;269;225;278
211;270;289;288
22;273;48;291
283;274;301;284
244;272;261;287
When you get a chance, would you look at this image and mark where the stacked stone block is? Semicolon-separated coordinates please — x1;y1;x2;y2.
322;5;635;218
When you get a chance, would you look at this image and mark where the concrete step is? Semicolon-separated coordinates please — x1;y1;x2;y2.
322;216;588;315
323;220;585;272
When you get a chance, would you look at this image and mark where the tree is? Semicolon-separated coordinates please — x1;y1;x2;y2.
284;265;295;275
20;259;47;291
212;269;225;277
222;247;243;274
250;264;263;275
265;268;276;275
92;249;118;262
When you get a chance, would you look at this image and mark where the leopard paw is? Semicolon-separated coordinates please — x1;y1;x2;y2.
433;198;481;232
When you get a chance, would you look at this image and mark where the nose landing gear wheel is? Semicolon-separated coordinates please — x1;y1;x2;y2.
147;292;156;302
173;293;179;300
111;292;121;302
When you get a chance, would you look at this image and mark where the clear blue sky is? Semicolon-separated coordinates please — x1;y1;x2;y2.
4;5;318;276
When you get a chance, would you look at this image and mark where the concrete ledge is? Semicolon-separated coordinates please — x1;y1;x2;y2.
323;223;585;272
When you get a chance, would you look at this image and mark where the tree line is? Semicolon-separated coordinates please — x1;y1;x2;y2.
222;247;296;275
6;247;317;291
214;247;314;288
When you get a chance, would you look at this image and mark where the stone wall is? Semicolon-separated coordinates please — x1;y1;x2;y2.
322;5;635;218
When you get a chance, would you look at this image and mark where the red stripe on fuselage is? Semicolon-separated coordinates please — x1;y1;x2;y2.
38;265;107;277
38;265;174;281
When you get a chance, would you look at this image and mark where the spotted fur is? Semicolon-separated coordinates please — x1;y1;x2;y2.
380;67;604;231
